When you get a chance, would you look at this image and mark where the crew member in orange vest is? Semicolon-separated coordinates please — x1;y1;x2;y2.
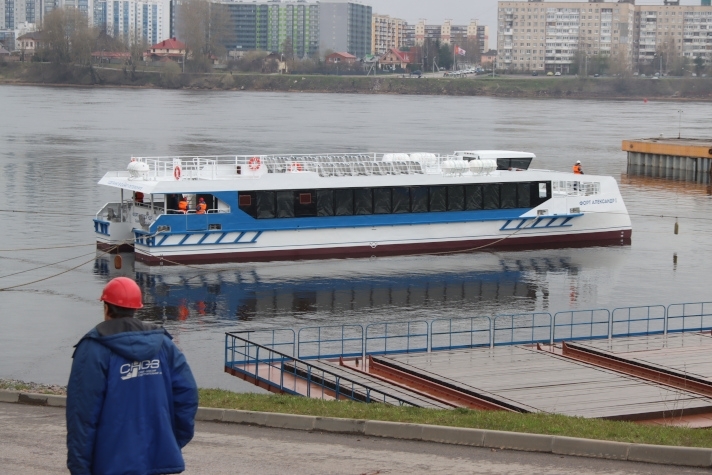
573;160;584;174
178;196;188;214
196;197;207;214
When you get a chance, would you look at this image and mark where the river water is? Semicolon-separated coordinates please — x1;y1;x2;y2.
1;85;711;392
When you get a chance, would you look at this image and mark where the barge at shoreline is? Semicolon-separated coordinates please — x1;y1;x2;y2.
94;150;632;265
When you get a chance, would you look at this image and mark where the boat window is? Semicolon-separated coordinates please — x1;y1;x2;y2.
256;191;276;219
276;191;294;218
317;190;334;216
465;185;483;210
334;189;354;216
392;187;410;214
411;187;428;213
447;186;465;211
483;184;500;210
429;186;446;212
295;190;317;217
373;188;392;214
500;183;517;209
354;188;373;215
496;157;533;170
517;183;531;208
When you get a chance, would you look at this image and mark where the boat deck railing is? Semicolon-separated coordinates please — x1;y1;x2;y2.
225;300;712;364
123;153;502;180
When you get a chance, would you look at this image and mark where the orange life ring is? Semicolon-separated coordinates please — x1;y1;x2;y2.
173;165;181;180
289;162;303;173
249;156;261;170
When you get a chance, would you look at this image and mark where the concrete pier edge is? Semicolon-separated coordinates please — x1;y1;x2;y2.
3;389;710;468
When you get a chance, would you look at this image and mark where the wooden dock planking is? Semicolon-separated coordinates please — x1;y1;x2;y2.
573;333;712;381
381;345;712;419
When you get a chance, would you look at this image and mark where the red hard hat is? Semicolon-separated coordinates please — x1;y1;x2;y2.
100;277;143;309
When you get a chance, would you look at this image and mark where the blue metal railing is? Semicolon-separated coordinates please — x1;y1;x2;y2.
553;309;611;342
612;305;666;338
365;320;429;356
227;301;712;367
667;302;712;334
297;325;364;360
493;313;552;346
430;316;492;351
224;332;416;406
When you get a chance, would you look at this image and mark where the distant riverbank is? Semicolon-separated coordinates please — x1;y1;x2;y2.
2;62;712;101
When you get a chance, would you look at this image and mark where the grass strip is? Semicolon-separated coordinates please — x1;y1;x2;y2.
199;389;712;449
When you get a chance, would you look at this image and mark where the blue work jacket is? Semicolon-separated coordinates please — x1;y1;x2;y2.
66;318;198;475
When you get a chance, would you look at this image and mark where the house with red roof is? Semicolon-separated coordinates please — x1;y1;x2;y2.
144;38;187;63
379;48;413;70
325;52;357;64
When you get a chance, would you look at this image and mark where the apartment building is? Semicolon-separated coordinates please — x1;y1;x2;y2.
497;0;711;73
96;0;170;46
410;19;488;53
319;1;371;59
371;13;405;56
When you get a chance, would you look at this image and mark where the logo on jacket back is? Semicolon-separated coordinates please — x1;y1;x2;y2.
120;359;161;380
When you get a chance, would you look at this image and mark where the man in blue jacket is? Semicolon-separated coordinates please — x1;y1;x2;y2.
67;277;199;475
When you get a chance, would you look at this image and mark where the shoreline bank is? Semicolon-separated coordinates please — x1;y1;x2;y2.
2;62;711;101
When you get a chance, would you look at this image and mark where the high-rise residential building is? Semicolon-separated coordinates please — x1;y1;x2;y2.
96;0;170;46
497;0;712;74
412;20;483;48
319;1;371;58
1;0;42;30
371;13;405;55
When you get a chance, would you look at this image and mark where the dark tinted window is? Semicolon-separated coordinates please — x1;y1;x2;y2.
317;189;334;216
517;183;531;208
295;190;317;217
429;186;446;212
354;188;373;215
256;191;275;218
334;189;354;216
373;188;392;214
238;192;256;217
500;183;517;209
392;187;410;214
447;186;465;211
483;184;500;210
276;191;294;218
465;185;483;210
411;187;428;213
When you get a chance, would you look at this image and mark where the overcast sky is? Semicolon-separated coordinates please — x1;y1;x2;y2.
366;0;703;45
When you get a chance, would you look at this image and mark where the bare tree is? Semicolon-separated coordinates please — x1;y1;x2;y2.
41;8;98;65
177;0;229;72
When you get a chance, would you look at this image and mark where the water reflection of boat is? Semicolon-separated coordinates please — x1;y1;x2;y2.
94;249;627;325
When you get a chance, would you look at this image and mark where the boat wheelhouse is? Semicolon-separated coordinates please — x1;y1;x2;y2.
94;151;632;265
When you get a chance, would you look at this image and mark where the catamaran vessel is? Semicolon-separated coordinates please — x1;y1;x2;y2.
94;151;632;265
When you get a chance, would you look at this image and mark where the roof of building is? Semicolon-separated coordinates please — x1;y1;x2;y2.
0;46;10;55
381;49;412;63
327;52;357;59
17;31;43;41
150;38;186;50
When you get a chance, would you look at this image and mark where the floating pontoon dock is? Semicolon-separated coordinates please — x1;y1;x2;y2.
623;138;712;182
225;301;712;426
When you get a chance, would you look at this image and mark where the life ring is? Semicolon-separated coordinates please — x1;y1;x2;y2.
288;162;303;173
173;165;181;180
249;156;261;171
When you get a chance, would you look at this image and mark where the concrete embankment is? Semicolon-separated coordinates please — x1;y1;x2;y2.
3;388;712;468
1;62;712;101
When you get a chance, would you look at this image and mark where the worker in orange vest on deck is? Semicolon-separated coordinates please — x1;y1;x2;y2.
178;196;188;214
573;160;584;174
196;197;207;214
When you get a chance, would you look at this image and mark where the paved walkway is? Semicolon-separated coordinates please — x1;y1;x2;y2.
1;402;709;474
